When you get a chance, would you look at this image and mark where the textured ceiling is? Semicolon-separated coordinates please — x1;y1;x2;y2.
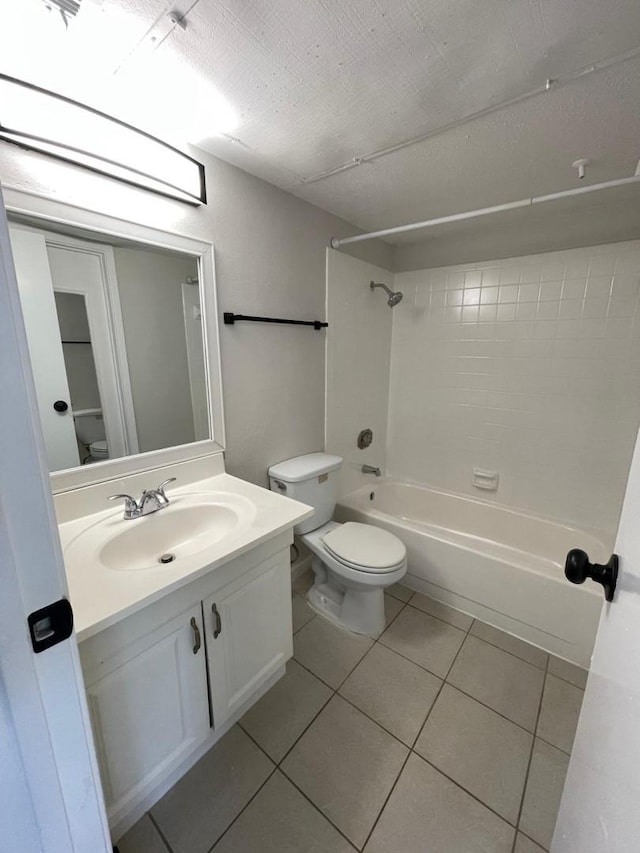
3;0;640;255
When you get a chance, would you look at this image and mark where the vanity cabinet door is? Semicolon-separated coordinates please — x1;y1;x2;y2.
203;551;292;728
82;604;210;824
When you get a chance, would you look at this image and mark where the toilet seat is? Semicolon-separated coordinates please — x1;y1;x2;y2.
321;522;406;573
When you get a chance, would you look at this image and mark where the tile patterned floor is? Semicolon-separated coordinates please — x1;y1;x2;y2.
116;577;586;853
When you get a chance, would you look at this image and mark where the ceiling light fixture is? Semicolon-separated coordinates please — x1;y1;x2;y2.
41;0;82;28
0;73;206;204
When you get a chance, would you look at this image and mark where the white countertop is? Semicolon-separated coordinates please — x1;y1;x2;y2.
58;473;312;642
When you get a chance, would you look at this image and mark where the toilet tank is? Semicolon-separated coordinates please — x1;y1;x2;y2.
73;408;106;445
268;452;343;534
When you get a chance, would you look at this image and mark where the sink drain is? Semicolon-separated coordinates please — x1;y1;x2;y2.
159;553;175;564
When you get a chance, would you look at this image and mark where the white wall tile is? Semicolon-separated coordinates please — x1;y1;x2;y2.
389;241;640;535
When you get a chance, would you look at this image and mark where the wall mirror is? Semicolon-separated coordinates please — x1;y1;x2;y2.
4;188;224;492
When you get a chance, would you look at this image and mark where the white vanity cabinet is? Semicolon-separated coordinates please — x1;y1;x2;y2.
81;604;210;825
204;551;293;727
78;535;293;836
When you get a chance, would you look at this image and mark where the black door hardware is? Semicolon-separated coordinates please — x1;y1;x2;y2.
564;549;619;602
53;400;69;412
28;599;74;653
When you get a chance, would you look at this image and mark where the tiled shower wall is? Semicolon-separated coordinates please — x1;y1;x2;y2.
387;241;640;535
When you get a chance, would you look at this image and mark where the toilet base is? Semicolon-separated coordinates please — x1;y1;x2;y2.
308;559;386;636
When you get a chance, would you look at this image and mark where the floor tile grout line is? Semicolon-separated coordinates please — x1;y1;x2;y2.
534;732;574;758
303;584;586;686
163;588;571;853
291;655;341;691
205;765;279;853
376;634;458;681
299;585;563;685
442;679;541;738
281;593;573;848
293;590;578;852
403;596;475;633
275;765;360;851
467;631;549;671
360;613;472;851
405;629;532;834
544;668;588;690
411;613;472;746
512;651;551;852
292;614;315;635
518;828;550;850
336;690;417;751
401;591;588;687
250;684;335;768
147;811;174;853
237;721;284;765
460;630;550;672
416;754;522;831
276;596;421;851
358;748;413;851
268;654;374;848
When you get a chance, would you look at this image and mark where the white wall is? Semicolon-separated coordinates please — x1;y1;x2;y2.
388;241;640;535
0;144;394;486
325;249;393;496
113;246;198;453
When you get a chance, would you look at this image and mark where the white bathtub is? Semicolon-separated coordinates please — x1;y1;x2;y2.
335;481;611;667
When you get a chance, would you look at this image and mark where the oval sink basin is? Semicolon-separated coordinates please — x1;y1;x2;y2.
65;492;256;572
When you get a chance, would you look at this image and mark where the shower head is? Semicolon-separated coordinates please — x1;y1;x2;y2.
370;280;403;307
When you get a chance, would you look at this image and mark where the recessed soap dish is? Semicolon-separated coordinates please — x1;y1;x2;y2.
472;468;499;491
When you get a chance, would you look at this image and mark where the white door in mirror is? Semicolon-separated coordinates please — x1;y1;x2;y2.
10;226;80;470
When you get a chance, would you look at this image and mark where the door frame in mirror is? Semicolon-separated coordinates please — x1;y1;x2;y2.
4;186;225;493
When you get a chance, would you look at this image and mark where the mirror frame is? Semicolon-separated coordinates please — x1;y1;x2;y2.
4;186;225;493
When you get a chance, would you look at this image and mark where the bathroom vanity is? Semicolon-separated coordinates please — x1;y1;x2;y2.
56;456;312;838
6;189;315;840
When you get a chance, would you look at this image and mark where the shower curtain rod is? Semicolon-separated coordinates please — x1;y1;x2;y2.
329;175;640;248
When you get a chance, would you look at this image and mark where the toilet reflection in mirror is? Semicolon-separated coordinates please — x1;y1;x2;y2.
9;221;208;473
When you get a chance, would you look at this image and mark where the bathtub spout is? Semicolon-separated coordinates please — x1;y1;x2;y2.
362;464;381;477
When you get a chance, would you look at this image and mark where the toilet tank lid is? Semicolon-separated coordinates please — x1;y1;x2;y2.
268;452;342;483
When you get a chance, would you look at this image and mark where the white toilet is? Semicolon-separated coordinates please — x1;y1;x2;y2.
269;452;407;636
73;409;110;463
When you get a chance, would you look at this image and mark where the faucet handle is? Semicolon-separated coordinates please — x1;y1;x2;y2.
156;477;176;500
108;493;140;518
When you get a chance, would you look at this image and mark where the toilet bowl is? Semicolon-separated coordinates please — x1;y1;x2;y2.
89;439;109;461
269;453;407;635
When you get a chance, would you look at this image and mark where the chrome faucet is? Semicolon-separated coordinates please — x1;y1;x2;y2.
362;464;381;477
108;478;176;520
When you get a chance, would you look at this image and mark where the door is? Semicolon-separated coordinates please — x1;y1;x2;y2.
204;552;292;728
45;238;133;459
81;604;210;828
9;225;79;470
553;427;640;851
0;185;110;851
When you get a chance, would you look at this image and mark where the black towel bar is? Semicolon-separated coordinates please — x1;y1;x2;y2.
223;312;328;330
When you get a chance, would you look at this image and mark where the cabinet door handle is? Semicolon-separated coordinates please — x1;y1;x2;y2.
190;617;201;654
212;603;222;639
